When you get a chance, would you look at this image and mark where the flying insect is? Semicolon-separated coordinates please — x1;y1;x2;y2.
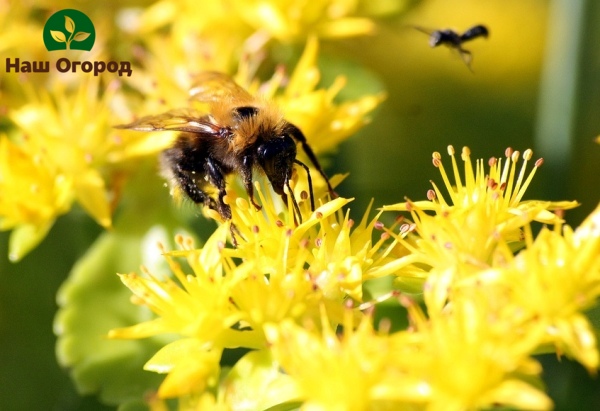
116;72;335;244
414;24;489;70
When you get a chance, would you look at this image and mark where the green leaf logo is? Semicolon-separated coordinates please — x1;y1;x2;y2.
65;16;75;33
50;30;66;43
43;9;95;52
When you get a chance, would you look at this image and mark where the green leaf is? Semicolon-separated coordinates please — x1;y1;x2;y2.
65;15;75;33
50;30;66;43
8;219;54;262
54;228;169;405
54;161;201;406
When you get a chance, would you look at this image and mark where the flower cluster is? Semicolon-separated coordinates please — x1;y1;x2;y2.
111;146;600;410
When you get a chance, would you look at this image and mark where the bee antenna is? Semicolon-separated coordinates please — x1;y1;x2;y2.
294;159;315;212
287;124;336;198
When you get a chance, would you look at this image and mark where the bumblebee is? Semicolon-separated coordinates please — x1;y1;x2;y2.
116;72;334;242
414;24;489;70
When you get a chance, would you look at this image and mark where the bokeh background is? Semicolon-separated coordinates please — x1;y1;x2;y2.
1;0;599;409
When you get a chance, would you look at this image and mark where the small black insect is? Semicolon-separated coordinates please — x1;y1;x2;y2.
414;24;489;71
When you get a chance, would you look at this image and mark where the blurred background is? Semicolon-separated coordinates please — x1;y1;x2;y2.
1;0;599;409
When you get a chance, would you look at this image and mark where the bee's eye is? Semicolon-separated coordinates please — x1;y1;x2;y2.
257;135;296;166
257;135;297;194
234;106;259;119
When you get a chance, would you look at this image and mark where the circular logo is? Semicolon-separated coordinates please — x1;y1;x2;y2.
43;9;95;52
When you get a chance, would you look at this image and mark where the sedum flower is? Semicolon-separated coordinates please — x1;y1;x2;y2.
109;178;402;399
109;226;258;398
382;146;579;289
1;76;173;260
134;0;377;45
391;293;553;411
2;78;113;259
0;135;71;261
264;306;399;411
496;204;600;370
229;0;376;41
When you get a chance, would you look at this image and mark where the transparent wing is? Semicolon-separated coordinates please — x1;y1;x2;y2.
115;108;221;134
188;71;254;104
412;25;434;36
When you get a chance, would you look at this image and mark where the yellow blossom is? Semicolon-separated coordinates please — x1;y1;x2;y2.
109;226;256;398
146;390;231;411
497;204;600;370
135;0;376;45
382;146;579;287
0;135;72;260
108;226;252;345
264;306;399;411
9;78;117;222
391;293;553;411
109;178;402;399
1;76;172;260
230;0;376;41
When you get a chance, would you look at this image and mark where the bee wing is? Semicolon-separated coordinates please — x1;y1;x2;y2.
188;71;254;105
115;108;221;134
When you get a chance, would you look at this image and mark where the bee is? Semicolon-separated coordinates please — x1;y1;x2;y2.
414;24;489;71
116;72;335;244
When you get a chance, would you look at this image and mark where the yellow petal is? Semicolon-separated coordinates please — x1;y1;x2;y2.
74;170;111;228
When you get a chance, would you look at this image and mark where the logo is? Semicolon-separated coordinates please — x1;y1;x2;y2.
6;9;132;77
43;9;95;51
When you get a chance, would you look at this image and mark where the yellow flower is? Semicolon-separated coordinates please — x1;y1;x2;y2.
109;178;401;399
498;204;600;370
382;146;578;287
1;76;173;260
230;0;376;41
213;181;361;326
109;226;253;344
264;306;398;411
0;135;72;261
135;0;376;44
9;78;116;228
109;227;258;398
392;293;553;411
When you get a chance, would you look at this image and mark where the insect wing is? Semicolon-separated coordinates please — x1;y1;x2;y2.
188;72;254;105
412;25;434;37
115;108;221;135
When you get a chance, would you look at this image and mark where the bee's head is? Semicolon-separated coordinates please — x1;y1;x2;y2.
256;134;297;195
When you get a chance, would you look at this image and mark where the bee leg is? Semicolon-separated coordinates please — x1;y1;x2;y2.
294;159;315;211
205;157;232;221
286;124;337;199
285;180;303;225
205;158;243;246
241;154;262;211
230;223;241;247
172;165;214;207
